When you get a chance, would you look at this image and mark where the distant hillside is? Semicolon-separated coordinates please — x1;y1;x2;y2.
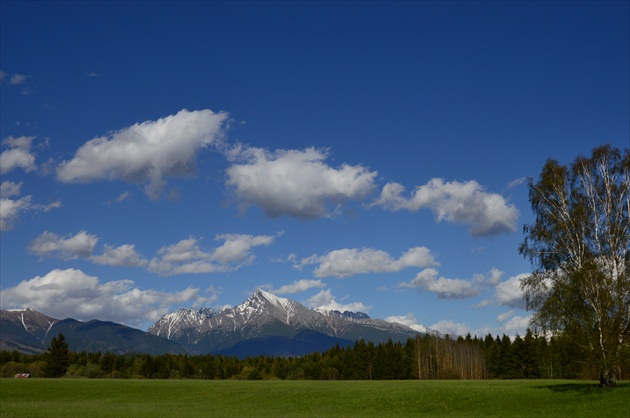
0;309;185;355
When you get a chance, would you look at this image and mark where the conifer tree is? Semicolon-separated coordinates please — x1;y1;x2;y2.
43;332;70;378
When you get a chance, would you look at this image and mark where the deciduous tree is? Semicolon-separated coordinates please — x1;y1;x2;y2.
519;145;629;387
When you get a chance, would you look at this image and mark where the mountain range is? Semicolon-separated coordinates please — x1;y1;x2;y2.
1;289;426;357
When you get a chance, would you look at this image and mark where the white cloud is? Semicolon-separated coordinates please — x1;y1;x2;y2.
476;272;528;310
0;196;32;231
148;238;217;275
472;268;504;286
27;230;149;268
0;148;36;174
496;309;515;323
211;232;281;264
274;279;325;294
371;179;518;237
90;244;148;267
0;268;204;326
226;146;377;219
115;191;131;203
430;320;472;337
385;312;428;333
0;136;36;174
148;232;281;276
400;268;479;299
9;74;29;85
497;311;533;336
299;246;437;278
494;273;528;309
305;289;370;313
0;181;22;198
507;177;527;189
429;313;533;338
56;109;229;199
503;315;533;336
29;231;98;260
0;193;60;231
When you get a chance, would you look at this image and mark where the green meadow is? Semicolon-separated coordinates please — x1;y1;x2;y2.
1;379;628;417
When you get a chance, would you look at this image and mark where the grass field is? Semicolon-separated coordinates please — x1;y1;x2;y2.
1;379;628;417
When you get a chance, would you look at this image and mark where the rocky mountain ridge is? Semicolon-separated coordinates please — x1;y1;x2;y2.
147;289;424;354
0;308;184;355
2;290;431;357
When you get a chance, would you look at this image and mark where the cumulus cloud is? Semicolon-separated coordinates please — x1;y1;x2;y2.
493;273;528;309
503;315;533;336
27;230;149;268
148;232;281;276
428;314;532;338
225;146;377;219
90;244;148;267
148;238;217;275
474;272;528;310
371;179;518;237
274;279;325;294
212;232;281;264
298;246;437;278
472;268;504;287
28;231;98;260
56;109;229;199
430;320;473;337
400;268;479;299
0;196;32;231
0;268;205;326
1;136;36;174
305;289;371;313
0;181;22;198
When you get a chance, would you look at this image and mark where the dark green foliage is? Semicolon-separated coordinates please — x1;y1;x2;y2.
42;333;70;378
3;329;628;381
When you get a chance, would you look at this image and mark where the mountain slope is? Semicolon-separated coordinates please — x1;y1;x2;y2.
2;290;427;357
0;308;57;353
148;289;422;355
49;318;187;355
147;307;220;344
214;330;353;359
0;309;186;355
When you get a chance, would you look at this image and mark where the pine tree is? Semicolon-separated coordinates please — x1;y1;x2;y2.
43;332;70;378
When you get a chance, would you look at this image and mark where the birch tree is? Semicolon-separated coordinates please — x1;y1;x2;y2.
519;144;629;387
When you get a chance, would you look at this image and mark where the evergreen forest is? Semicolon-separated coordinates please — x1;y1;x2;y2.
3;330;629;381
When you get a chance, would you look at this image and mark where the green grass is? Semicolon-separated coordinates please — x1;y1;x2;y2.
1;379;628;417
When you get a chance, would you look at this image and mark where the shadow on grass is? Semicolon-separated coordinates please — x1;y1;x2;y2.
537;382;630;394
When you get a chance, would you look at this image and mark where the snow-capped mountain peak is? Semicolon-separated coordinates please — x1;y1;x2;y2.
147;290;426;355
147;307;219;341
252;289;294;311
234;289;299;325
0;307;57;346
322;309;371;322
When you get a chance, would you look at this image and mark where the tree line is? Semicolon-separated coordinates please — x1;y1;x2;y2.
3;330;629;380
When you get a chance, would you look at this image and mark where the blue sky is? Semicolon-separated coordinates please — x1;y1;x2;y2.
1;1;628;337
